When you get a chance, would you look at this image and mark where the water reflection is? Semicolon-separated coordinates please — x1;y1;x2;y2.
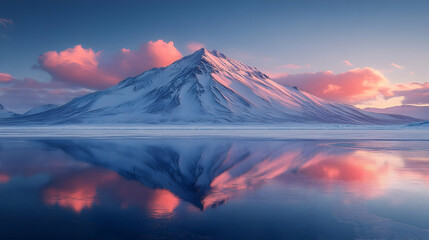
40;139;317;210
44;169;117;212
0;138;429;239
38;138;421;209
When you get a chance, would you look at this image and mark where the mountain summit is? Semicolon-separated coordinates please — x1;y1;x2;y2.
1;48;418;124
0;104;18;119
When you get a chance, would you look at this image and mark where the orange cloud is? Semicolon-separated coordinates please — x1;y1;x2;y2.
37;40;182;89
0;73;13;82
187;42;205;53
273;67;389;104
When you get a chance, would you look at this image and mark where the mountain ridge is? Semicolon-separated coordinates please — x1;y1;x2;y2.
24;104;59;116
0;104;19;119
365;105;429;121
0;48;419;125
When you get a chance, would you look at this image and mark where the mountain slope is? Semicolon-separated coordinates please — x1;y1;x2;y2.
0;104;19;119
24;104;58;116
365;105;429;121
1;49;418;125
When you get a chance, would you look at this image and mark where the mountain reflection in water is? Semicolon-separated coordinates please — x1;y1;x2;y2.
1;137;429;239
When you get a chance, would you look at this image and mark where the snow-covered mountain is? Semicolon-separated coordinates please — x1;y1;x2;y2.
365;105;429;121
0;104;19;119
23;104;58;116
1;48;418;124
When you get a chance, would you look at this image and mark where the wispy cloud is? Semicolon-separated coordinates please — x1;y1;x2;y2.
0;18;13;28
0;73;13;82
391;62;404;69
388;82;429;105
0;74;92;113
278;64;311;69
187;42;205;53
343;60;353;66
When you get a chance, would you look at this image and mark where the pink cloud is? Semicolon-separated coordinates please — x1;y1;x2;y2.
103;40;182;79
0;18;13;27
0;73;13;82
343;60;353;66
2;40;183;112
391;62;404;69
37;45;118;89
389;82;429;105
37;40;182;90
273;67;390;104
187;42;205;53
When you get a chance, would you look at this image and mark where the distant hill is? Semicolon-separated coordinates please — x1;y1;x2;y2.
0;104;19;119
24;104;59;116
365;105;429;121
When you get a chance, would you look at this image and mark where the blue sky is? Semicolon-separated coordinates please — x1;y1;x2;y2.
1;0;429;111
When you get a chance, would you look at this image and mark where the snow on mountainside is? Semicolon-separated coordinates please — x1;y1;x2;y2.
0;48;419;125
24;104;59;116
365;105;429;121
0;104;19;119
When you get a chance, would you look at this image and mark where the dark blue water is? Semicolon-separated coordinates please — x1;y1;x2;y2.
0;137;428;240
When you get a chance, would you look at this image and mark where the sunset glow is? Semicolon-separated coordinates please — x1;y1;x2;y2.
1;0;428;113
1;1;429;239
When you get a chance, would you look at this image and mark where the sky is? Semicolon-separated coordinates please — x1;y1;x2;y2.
0;0;429;113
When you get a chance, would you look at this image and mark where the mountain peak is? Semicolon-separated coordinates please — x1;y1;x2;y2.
0;104;4;110
177;48;264;79
3;48;418;125
188;48;228;62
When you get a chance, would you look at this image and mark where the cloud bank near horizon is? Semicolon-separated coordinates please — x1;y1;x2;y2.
272;68;429;107
1;41;428;112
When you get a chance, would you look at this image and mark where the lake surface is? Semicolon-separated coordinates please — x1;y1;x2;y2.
1;136;429;239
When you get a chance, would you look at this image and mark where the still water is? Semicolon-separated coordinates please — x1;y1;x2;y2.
0;137;429;239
